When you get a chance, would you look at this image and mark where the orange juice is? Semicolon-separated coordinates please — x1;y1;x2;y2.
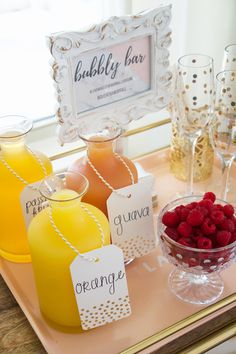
0;116;52;263
28;174;110;331
69;119;138;216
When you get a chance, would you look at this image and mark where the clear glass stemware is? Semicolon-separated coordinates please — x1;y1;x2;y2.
222;44;236;70
176;54;215;196
158;195;236;305
210;70;236;202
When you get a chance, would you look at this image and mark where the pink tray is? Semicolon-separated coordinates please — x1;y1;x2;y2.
1;149;236;354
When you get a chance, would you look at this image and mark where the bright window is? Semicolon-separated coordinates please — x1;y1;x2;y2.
0;0;130;120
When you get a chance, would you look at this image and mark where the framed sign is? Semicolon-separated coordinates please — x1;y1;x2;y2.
48;6;172;144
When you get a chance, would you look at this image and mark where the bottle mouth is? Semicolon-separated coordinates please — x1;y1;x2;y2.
0;115;33;139
39;172;89;202
78;117;122;143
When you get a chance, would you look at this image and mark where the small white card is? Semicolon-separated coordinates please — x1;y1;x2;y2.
107;177;156;262
20;181;48;228
70;245;131;330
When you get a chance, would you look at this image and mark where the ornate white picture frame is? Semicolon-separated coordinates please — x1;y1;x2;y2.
48;5;172;144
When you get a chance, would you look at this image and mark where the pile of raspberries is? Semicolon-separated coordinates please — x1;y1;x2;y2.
162;192;236;249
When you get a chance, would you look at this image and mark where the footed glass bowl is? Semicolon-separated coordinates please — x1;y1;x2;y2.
158;196;236;305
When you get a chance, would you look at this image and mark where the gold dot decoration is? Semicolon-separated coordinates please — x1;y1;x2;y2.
115;235;156;261
79;296;131;330
170;122;214;182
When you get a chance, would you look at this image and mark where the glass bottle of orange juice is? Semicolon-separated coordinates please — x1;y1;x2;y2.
0;115;52;263
28;172;110;331
68;118;138;216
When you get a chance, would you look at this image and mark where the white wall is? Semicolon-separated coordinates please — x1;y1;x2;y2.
132;0;236;73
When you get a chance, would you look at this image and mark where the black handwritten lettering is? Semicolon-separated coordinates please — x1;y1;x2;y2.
114;215;123;236
125;45;146;66
82;281;91;292
25;195;47;216
74;52;121;82
113;206;150;236
108;273;115;295
98;54;105;75
74;60;82;82
91;278;99;290
76;283;82;294
75;270;125;296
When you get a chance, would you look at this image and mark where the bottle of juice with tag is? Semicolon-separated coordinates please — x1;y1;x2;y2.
28;172;110;331
68;118;138;216
0;115;52;263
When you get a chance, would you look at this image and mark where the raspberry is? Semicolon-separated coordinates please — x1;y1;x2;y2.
210;210;225;225
203;192;216;203
223;204;234;217
197;237;213;249
162;211;179;227
191;227;204;240
201;217;216;235
199;199;214;212
188;202;198;209
165;227;179;241
178;237;195;247
196;206;208;217
174;205;184;216
230;232;236;244
187;208;204;226
213;204;224;211
207;234;218;248
231;217;236;228
177;222;192;238
179;207;191;221
216;230;231;247
219;219;235;233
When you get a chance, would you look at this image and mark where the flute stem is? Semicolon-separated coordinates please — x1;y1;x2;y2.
221;157;234;201
186;135;198;195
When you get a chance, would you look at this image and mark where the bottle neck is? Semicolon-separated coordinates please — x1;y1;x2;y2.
48;189;83;213
0;136;27;155
87;140;115;160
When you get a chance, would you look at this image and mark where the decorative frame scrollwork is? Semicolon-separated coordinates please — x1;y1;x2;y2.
48;5;172;144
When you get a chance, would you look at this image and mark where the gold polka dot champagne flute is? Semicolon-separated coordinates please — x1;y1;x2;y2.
222;44;236;70
176;54;214;195
210;70;236;202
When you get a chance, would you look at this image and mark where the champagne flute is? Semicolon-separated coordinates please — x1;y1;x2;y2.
176;54;214;195
222;44;236;70
210;70;236;201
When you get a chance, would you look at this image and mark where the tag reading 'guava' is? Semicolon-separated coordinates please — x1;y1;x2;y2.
70;245;131;330
20;181;48;228
107;177;156;262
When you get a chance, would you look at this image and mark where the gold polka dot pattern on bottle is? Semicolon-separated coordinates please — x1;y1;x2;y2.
79;295;131;330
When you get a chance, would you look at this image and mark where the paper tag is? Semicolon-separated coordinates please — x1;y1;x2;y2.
107;177;156;261
70;245;131;330
20;181;48;228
